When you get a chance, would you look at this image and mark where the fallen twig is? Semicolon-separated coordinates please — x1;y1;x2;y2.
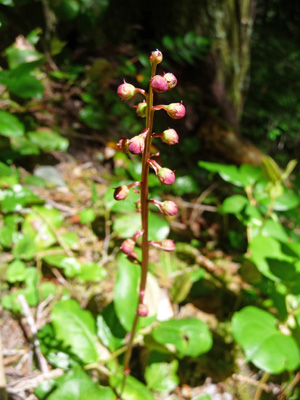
17;295;49;375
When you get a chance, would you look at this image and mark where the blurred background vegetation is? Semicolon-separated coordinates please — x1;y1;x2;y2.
1;1;300;399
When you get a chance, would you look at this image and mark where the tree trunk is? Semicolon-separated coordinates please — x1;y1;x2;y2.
194;0;263;165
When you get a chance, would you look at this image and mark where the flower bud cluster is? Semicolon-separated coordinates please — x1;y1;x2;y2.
115;50;186;332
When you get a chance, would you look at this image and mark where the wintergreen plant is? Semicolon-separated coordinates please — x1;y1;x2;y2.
115;50;185;394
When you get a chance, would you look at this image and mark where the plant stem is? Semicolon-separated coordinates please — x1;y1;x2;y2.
120;63;157;396
253;371;270;400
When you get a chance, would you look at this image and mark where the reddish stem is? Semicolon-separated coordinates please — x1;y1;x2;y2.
120;62;157;397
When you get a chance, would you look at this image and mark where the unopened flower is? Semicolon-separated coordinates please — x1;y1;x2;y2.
114;185;129;200
148;159;175;186
132;229;144;241
164;73;177;90
161;200;178;216
151;75;169;93
138;303;148;317
120;238;135;255
117;80;136;100
161;128;179;145
166;102;186;119
149;199;178;216
150;50;163;65
149;239;175;252
128;135;145;154
157;168;175;185
134;101;147;118
117;138;129;153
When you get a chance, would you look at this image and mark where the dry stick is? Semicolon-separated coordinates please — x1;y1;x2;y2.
120;62;157;397
18;294;49;375
0;329;8;400
278;372;300;400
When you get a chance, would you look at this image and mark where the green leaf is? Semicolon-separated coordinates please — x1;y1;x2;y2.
113;254;139;331
43;254;81;278
7;74;44;99
96;302;126;352
104;185;139;213
221;195;248;214
52;0;81;21
113;212;169;241
199;161;262;187
47;367;116;400
75;262;106;282
110;373;154;400
51;299;99;364
10;136;40;155
28;130;69;152
152;318;213;358
145;360;179;393
22;206;63;250
171;271;193;303
0;110;24;138
261;155;282;183
13;236;36;260
172;175;199;195
5;47;43;69
232;306;300;374
6;259;27;283
0;185;42;212
79;208;96;224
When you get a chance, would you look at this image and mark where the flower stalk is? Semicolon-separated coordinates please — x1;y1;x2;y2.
115;50;185;397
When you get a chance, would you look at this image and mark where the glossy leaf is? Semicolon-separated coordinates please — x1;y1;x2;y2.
110;373;154;400
6;259;27;283
0;184;43;212
51;299;99;364
0;110;24;138
113;254;139;331
221;195;248;214
232;306;300;373
47;367;116;400
8;74;44;99
145;360;179;393
152;318;213;358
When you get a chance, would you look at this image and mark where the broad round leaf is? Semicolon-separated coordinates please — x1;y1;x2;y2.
113;254;139;331
152;318;213;358
0;110;24;138
232;306;300;374
145;360;179;393
47;367;116;400
51;299;100;364
110;373;154;400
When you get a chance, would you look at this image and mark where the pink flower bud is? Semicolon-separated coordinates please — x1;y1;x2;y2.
114;185;129;200
150;50;163;65
164;73;177;90
149;199;178;216
128;135;145;154
134;101;147;118
120;238;135;255
117;80;136;100
117;138;129;153
138;303;148;317
166;102;186;119
151;75;169;93
132;229;144;241
161;128;179;145
157;168;175;185
149;239;175;252
161;201;178;216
